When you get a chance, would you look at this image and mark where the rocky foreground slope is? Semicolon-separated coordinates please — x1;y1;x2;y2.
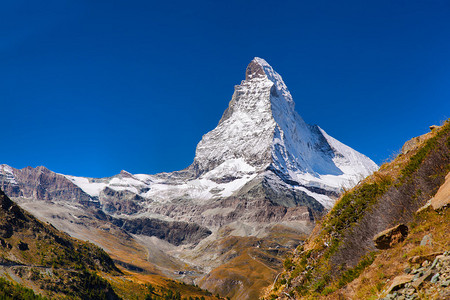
265;121;450;299
0;58;377;299
0;188;121;299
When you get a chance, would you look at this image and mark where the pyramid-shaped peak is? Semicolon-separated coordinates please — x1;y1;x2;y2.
252;57;271;67
191;57;377;207
245;57;294;109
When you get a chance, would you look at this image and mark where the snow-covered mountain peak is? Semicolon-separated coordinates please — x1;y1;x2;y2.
193;58;283;176
245;57;294;109
119;170;133;177
191;57;378;207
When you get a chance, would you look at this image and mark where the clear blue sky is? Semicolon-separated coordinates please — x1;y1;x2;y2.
1;0;449;177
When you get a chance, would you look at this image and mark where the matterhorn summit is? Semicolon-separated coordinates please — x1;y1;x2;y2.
191;57;378;208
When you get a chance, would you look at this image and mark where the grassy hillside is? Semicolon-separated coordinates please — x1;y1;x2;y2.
265;120;450;299
0;277;47;300
194;224;310;300
337;201;450;299
0;188;121;299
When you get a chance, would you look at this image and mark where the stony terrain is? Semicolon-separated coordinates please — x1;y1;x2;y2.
381;251;450;300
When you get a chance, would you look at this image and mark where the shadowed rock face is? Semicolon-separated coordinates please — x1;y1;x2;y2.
0;190;26;238
92;209;212;246
373;224;408;249
245;59;266;80
100;187;144;214
112;218;211;246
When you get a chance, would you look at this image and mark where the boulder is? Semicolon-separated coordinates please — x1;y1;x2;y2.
385;274;414;294
416;199;432;213
401;135;428;154
18;241;28;251
420;234;433;247
373;224;408;249
0;223;13;239
408;252;443;264
429;125;440;131
411;269;433;289
431;171;450;210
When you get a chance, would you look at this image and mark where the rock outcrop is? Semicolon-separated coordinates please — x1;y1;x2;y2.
431;171;450;210
373;224;409;249
0;165;96;207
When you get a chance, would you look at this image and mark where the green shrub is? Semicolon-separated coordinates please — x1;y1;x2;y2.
283;258;293;270
337;252;376;288
0;277;47;300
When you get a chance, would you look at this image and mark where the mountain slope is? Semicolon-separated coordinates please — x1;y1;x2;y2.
265;120;450;299
0;188;120;299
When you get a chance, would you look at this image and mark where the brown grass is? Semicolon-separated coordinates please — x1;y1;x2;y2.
337;206;450;299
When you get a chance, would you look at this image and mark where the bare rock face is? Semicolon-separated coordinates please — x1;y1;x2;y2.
109;217;211;246
1;165;95;207
373;224;408;249
384;274;414;294
100;187;144;214
245;59;266;80
429;125;440;131
401;134;429;154
146;176;320;231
